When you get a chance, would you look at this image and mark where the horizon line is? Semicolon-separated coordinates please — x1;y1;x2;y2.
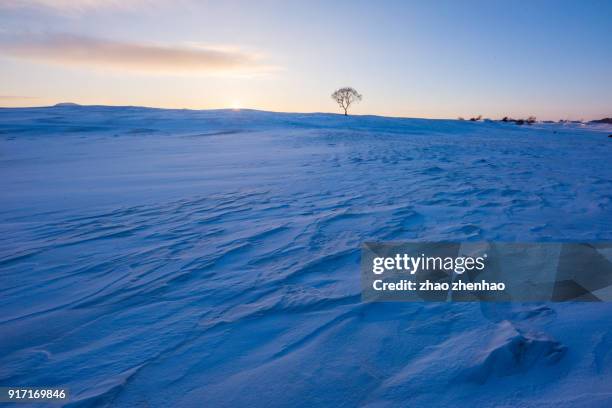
0;102;608;123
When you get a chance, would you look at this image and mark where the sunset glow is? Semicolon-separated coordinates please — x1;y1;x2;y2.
0;1;610;120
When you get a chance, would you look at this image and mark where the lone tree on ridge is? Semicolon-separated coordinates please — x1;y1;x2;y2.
331;87;362;116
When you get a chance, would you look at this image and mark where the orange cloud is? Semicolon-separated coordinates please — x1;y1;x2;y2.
0;33;275;76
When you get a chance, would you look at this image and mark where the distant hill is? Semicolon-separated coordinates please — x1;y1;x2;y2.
590;117;612;124
54;102;82;107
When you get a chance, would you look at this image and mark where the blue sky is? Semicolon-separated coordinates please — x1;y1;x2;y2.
0;0;610;120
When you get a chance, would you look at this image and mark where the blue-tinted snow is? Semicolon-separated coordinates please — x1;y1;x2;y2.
1;105;611;407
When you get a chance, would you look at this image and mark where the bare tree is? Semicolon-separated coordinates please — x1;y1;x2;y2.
331;87;362;116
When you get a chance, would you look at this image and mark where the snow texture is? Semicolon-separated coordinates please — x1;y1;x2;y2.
1;105;611;407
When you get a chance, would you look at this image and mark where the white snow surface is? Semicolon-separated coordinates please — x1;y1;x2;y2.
1;105;612;407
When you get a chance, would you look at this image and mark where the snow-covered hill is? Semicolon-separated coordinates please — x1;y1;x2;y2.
1;105;611;407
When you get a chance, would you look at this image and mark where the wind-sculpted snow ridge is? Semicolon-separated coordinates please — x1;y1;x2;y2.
0;106;611;407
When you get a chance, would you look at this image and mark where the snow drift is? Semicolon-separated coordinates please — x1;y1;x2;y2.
0;105;611;407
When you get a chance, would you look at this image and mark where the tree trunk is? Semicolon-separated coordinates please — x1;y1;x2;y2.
344;109;347;116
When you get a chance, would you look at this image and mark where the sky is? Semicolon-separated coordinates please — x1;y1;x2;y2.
0;0;610;120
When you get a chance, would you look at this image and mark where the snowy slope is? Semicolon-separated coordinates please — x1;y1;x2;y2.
0;105;611;407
